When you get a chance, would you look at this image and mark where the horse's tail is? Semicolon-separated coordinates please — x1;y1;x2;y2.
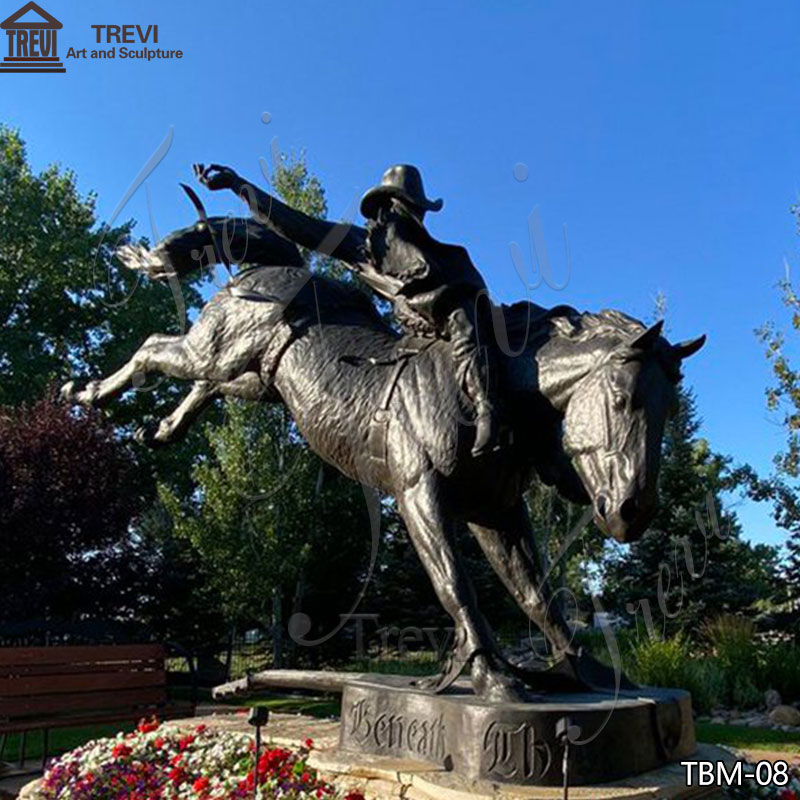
117;217;304;282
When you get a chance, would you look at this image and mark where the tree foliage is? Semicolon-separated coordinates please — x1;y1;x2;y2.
0;395;145;623
0;126;202;412
160;153;376;664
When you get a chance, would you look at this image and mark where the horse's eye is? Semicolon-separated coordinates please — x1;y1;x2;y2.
612;392;627;409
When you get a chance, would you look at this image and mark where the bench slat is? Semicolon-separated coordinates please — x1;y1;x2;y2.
0;687;167;717
0;660;163;678
0;645;165;666
0;703;193;734
0;670;166;697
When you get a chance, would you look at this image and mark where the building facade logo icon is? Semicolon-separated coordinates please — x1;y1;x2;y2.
0;1;65;73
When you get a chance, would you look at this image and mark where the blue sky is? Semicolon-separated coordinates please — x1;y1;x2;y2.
2;0;799;548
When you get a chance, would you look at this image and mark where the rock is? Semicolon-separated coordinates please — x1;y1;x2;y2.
764;689;782;710
769;705;800;727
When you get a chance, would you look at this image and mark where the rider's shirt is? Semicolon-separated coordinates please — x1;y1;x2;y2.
364;210;488;334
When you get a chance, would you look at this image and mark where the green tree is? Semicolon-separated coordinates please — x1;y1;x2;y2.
160;397;373;664
0;126;203;411
160;153;377;666
0;127;228;649
746;211;800;610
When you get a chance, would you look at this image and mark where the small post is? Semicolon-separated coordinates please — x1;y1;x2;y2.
556;715;577;800
248;706;269;798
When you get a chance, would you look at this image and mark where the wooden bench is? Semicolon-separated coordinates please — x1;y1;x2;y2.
0;644;196;770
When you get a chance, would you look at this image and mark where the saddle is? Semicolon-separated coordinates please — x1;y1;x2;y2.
358;337;437;466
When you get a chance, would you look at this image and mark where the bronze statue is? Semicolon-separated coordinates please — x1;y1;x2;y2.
194;163;501;457
61;164;705;703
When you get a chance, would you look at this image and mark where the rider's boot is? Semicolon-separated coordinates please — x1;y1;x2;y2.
446;308;502;458
472;400;498;458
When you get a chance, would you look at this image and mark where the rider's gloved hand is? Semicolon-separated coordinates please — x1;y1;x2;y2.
194;163;240;191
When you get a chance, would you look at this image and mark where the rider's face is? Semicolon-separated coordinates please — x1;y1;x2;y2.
386;198;426;224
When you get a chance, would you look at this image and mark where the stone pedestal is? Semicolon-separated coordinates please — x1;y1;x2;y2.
338;676;695;787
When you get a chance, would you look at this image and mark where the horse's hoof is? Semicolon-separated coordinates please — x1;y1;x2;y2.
134;421;159;448
60;380;77;403
471;655;530;703
61;380;98;407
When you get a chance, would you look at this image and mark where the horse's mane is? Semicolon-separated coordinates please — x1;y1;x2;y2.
501;300;646;352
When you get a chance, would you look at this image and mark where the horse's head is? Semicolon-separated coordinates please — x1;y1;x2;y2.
562;320;705;543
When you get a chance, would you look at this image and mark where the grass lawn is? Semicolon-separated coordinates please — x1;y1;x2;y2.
243;694;341;718
695;723;800;754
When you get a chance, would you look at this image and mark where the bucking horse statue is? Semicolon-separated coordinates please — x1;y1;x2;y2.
61;165;705;703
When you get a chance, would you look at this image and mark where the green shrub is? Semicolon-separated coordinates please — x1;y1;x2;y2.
757;642;800;703
683;659;726;714
623;634;726;713
700;614;758;674
626;633;691;687
730;673;763;709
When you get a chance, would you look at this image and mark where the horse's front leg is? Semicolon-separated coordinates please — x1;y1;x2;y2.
61;333;189;408
399;472;528;702
468;502;635;692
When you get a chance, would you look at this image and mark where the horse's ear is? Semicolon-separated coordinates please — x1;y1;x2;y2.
629;320;664;351
672;334;706;360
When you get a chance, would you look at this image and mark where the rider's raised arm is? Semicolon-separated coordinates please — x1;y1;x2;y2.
230;175;369;269
117;216;306;282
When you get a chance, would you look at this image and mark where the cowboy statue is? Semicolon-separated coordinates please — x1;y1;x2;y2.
193;162;501;457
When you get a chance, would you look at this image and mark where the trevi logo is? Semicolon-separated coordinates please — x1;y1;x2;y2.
0;1;65;73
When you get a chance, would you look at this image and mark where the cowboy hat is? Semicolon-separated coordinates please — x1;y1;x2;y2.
360;164;443;219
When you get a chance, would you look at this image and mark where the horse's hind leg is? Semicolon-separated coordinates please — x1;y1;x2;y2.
135;380;216;447
62;334;195;407
136;372;268;447
399;472;527;702
468;502;633;691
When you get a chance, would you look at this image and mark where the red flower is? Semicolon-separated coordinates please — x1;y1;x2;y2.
305;738;314;749
168;767;186;785
193;776;210;793
195;723;207;733
344;793;366;800
137;717;160;734
111;743;132;759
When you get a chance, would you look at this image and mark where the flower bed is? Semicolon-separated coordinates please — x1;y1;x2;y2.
40;718;366;800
